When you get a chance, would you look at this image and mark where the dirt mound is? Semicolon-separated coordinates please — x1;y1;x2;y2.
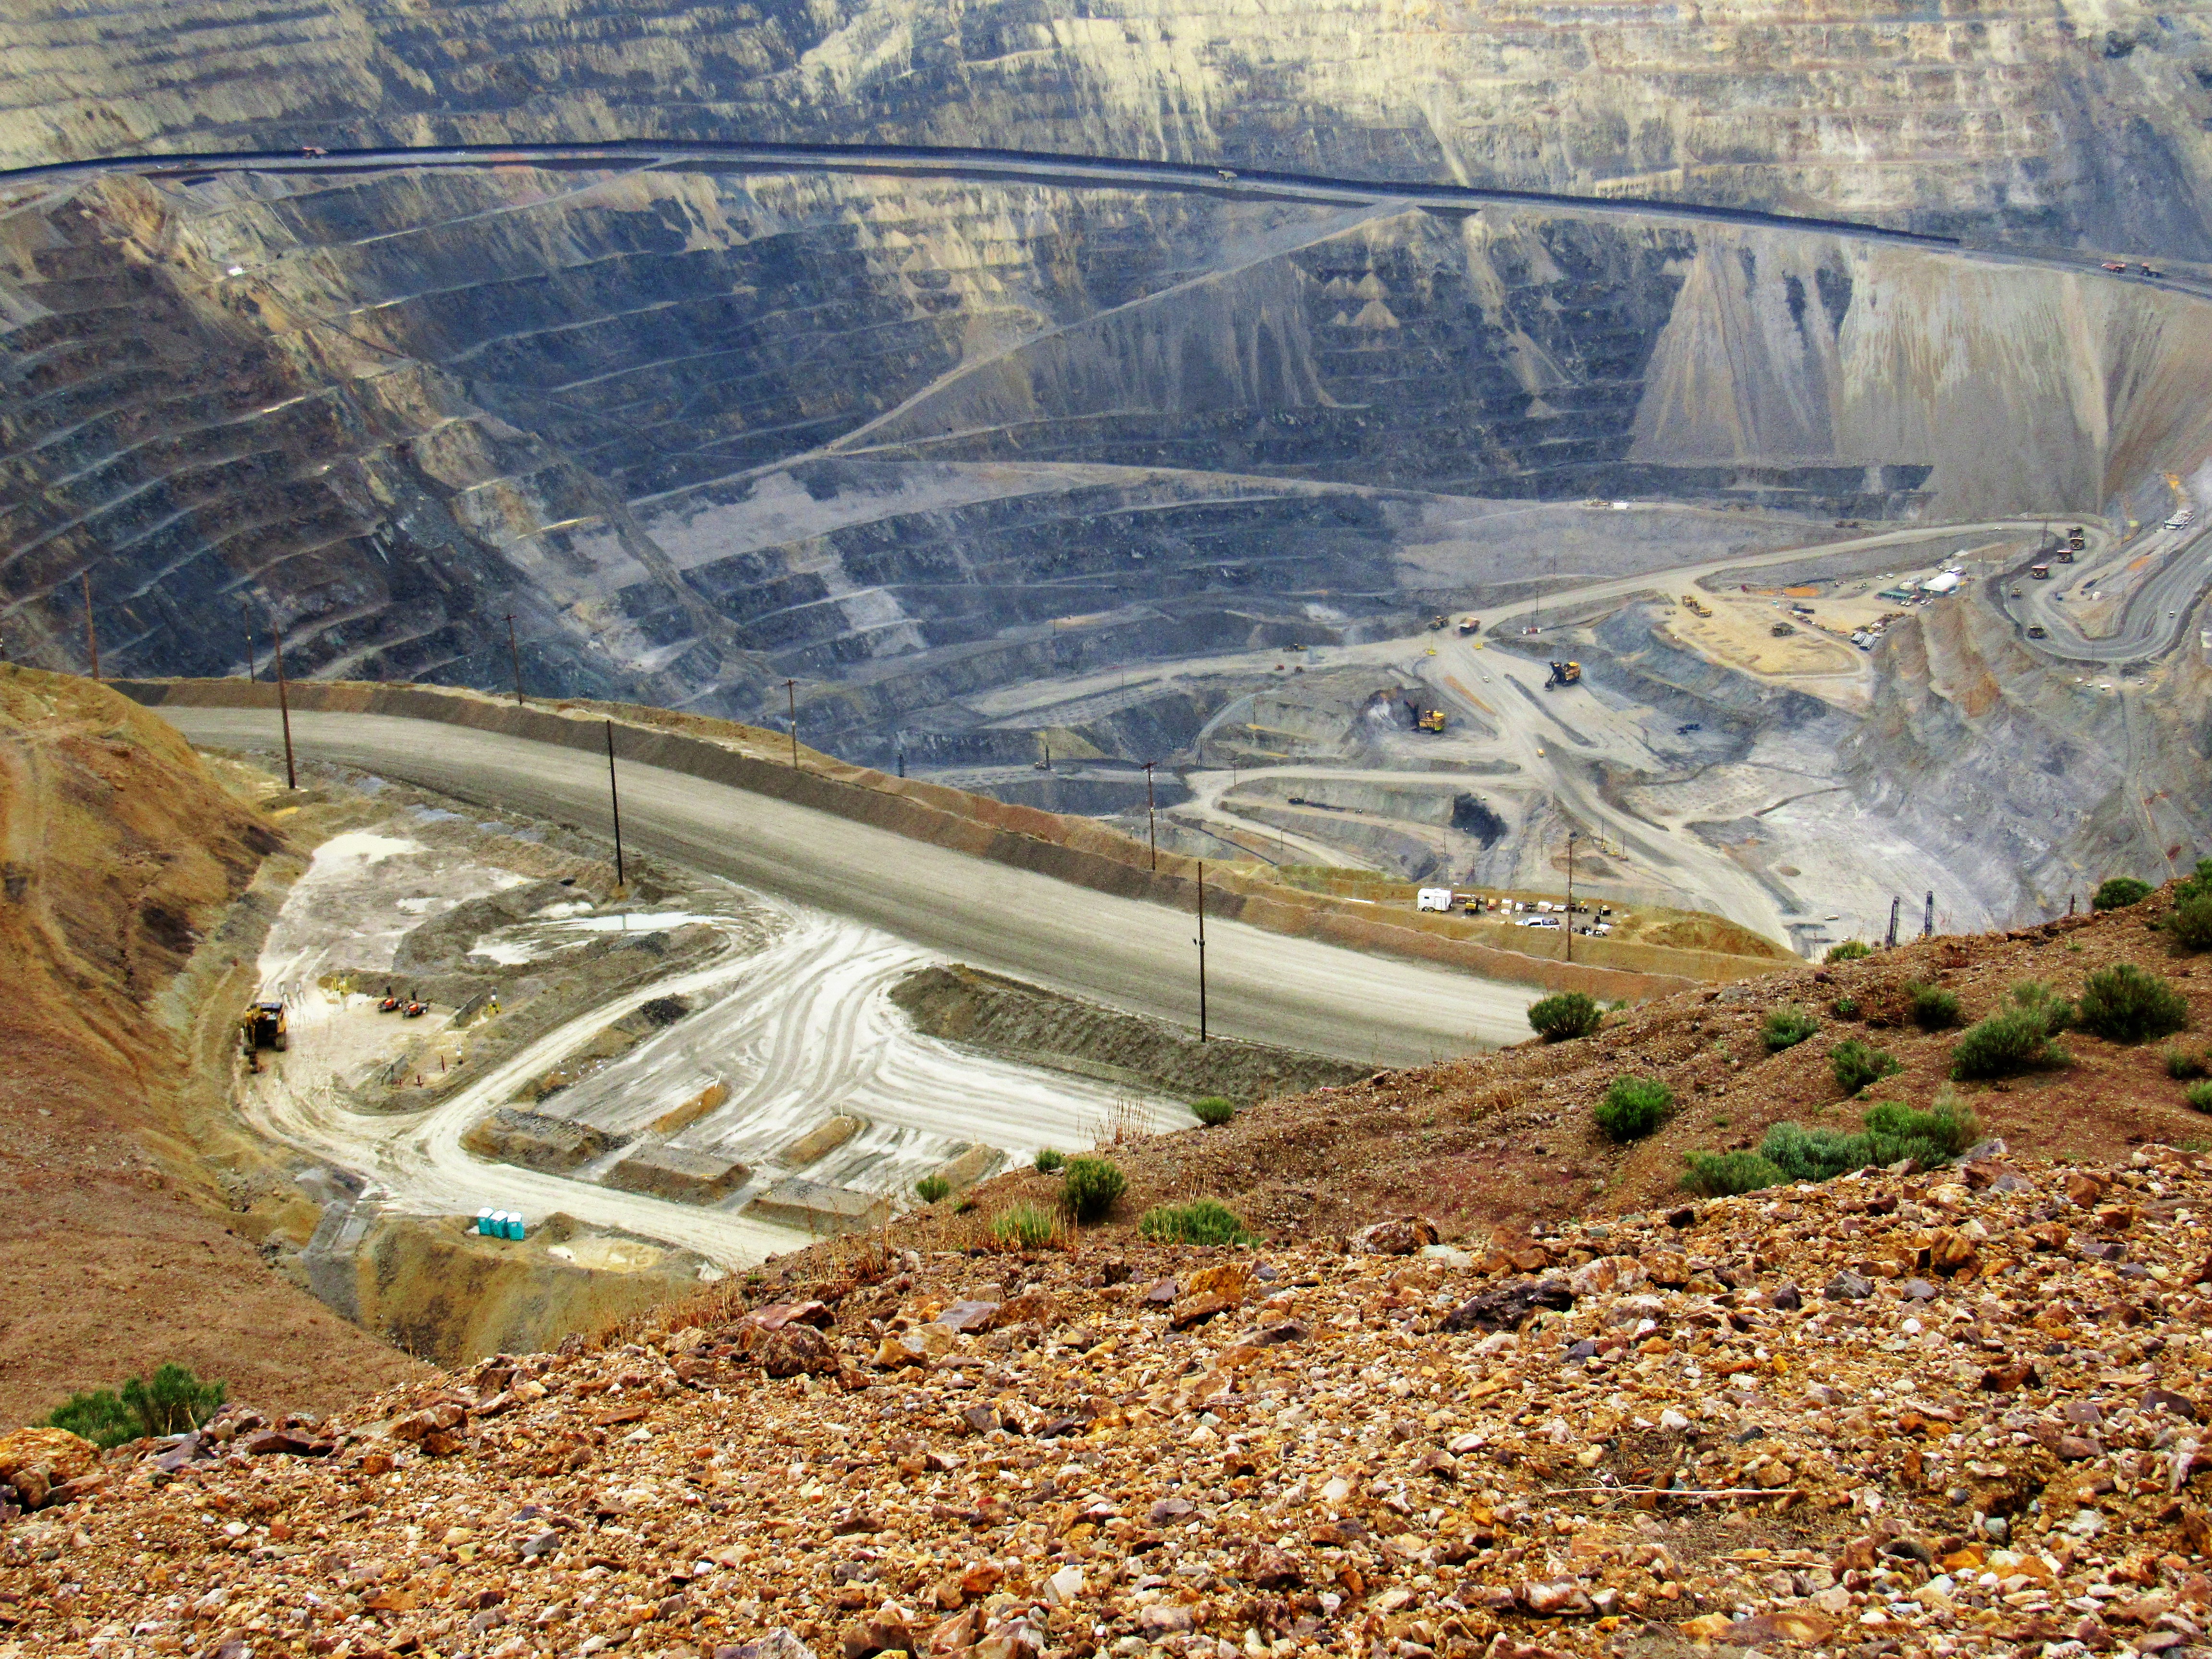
890;963;1367;1102
12;1137;2212;1659
0;665;425;1427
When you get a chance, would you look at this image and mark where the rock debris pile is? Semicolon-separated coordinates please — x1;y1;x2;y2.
7;1144;2212;1659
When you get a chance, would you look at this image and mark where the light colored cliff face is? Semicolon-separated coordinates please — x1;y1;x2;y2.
3;1;2211;258
1840;591;2212;919
7;157;2212;757
1628;230;2212;520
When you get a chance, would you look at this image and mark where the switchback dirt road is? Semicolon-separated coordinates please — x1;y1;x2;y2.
160;708;1530;1063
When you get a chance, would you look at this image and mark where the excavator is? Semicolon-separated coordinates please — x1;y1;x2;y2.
240;1000;288;1070
1546;661;1581;688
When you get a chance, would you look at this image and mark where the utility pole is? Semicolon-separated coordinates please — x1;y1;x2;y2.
1195;859;1208;1042
1565;830;1577;964
269;609;297;790
240;602;257;682
604;720;626;889
783;679;799;769
1885;896;1901;948
1142;760;1159;870
505;613;525;706
1922;890;1935;939
81;570;100;681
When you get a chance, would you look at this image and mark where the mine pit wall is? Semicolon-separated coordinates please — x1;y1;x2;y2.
119;678;1791;999
1840;591;2212;922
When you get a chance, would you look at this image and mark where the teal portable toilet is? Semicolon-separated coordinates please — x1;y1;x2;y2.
505;1213;527;1241
475;1207;494;1237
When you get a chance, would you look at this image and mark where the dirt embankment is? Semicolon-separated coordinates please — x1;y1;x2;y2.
891;878;2212;1251
890;962;1369;1102
0;665;428;1428
120;678;1774;999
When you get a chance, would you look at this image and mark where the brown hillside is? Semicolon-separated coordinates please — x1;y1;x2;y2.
0;665;426;1427
926;882;2212;1251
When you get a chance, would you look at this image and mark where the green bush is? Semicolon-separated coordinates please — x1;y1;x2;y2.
992;1203;1058;1250
1755;1098;1978;1184
2010;979;2077;1034
1137;1199;1255;1246
1908;982;1963;1031
1594;1076;1674;1142
1950;1007;2068;1081
1059;1156;1126;1224
2172;893;2212;952
47;1363;227;1449
1832;994;1861;1019
2176;857;2212;902
45;1389;137;1450
1033;1148;1066;1174
914;1173;952;1204
1682;1150;1787;1197
1825;940;1872;964
2075;963;2190;1045
1527;991;1602;1042
1864;1097;1984;1157
2187;1081;2212;1114
1830;1038;1903;1096
2165;1050;2210;1081
1762;1005;1819;1053
2094;876;2154;911
1190;1096;1238;1127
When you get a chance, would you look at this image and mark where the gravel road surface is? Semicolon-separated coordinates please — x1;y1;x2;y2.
160;707;1531;1063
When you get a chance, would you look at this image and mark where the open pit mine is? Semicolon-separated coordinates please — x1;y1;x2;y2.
3;0;2212;1383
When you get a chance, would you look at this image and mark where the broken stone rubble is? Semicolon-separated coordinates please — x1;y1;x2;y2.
5;1145;2212;1659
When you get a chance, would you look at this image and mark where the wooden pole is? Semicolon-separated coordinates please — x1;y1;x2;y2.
1565;830;1575;964
81;570;100;681
604;720;626;889
270;611;297;790
784;679;800;769
1196;859;1208;1042
1143;760;1158;870
505;613;525;706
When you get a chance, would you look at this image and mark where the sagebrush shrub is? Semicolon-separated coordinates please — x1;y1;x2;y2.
2172;893;2212;952
1763;1005;1819;1052
2075;963;2189;1045
1825;940;1871;963
992;1203;1058;1249
1908;982;1962;1031
1830;1038;1903;1095
1951;1007;2067;1080
1033;1148;1066;1173
914;1174;951;1203
1682;1151;1786;1197
1594;1076;1673;1142
2186;1081;2212;1114
2094;876;2153;911
1527;991;1602;1042
1059;1156;1126;1223
1190;1096;1238;1127
1137;1199;1254;1246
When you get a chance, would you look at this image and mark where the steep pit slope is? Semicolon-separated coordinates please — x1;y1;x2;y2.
9;1138;2212;1659
3;1;2211;260
10;163;2212;763
1844;584;2212;918
0;664;427;1427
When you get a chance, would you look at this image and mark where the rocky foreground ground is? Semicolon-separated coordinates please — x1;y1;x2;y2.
5;1142;2212;1659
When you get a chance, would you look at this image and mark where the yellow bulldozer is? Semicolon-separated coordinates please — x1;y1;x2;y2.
240;999;288;1056
1416;709;1448;733
1680;595;1713;618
